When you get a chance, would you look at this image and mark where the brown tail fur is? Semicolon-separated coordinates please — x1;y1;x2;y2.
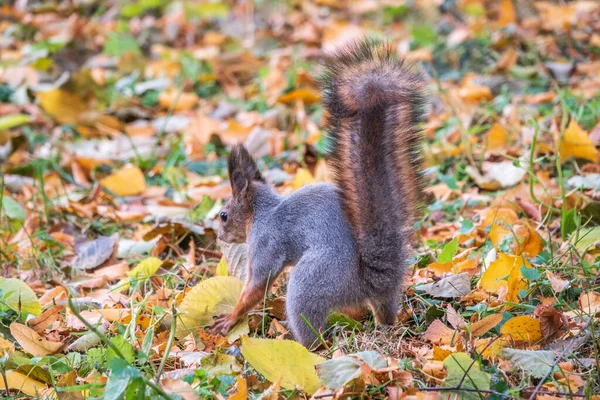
320;39;427;287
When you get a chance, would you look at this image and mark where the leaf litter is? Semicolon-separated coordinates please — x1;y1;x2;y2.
0;0;600;398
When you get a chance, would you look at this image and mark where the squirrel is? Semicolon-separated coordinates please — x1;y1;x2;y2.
211;40;426;348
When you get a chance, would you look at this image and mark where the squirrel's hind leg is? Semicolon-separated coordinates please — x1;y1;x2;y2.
285;275;329;349
368;292;399;326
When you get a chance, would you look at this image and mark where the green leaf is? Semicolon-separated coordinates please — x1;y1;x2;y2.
561;208;579;239
520;266;540;281
0;277;41;316
103;33;141;57
328;312;363;331
2;195;26;221
188;195;215;223
459;219;475;234
411;25;437;47
574;226;600;253
438;237;459;263
0;114;31;131
444;352;491;400
106;336;135;364
502;349;555;378
316;351;386;390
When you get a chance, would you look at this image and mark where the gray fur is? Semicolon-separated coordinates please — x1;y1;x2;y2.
248;182;363;347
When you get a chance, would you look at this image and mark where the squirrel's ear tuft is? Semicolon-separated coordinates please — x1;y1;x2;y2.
228;144;264;195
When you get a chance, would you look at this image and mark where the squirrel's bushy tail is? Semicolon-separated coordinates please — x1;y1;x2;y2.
321;40;426;288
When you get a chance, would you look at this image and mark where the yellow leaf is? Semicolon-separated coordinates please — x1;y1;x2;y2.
127;257;162;280
240;336;325;394
433;345;454;361
9;322;63;357
559;119;599;163
475;338;507;360
506;263;526;303
158;90;199;112
115;256;163;292
498;0;516;27
500;316;542;343
479;253;529;299
0;335;13;351
100;165;147;196
292;168;316;190
37;89;87;125
277;88;321;105
0;370;47;397
487;123;508;150
216;256;228;276
0;277;42;316
470;314;503;337
176;276;249;341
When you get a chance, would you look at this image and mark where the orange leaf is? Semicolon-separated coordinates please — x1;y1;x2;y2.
158;90;199;112
487;123;508;150
423;319;458;345
470;314;503;337
497;0;516;27
277;88;321;105
100;165;147;196
229;376;248;400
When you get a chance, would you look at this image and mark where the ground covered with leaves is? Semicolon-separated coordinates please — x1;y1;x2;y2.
1;0;600;399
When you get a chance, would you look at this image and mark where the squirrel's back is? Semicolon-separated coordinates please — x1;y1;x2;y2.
320;40;426;289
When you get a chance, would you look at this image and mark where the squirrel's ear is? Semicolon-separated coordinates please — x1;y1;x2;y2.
228;144;264;197
230;170;248;197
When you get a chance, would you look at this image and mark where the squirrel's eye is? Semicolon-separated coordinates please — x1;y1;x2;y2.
220;212;228;222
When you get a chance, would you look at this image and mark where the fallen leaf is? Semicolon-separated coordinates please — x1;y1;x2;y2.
292;168;316;190
277;88;321;105
578;291;600;315
423;319;458;346
37;89;87;125
546;271;569;293
161;378;199;400
479;253;529;302
229;375;248;400
100;165;147;196
417;273;471;298
72;234;118;271
177;276;248;341
470;314;503;337
559;119;599;163
502;349;555;378
28;305;64;334
497;0;516;27
466;161;527;190
10;322;63;356
0;370;47;397
443;353;490;399
241;336;325;394
158;90;199;111
487;123;508;150
534;304;568;342
316;351;387;390
500;316;542;344
0;277;41;316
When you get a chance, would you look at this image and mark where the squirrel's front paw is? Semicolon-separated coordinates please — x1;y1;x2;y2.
210;313;237;335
